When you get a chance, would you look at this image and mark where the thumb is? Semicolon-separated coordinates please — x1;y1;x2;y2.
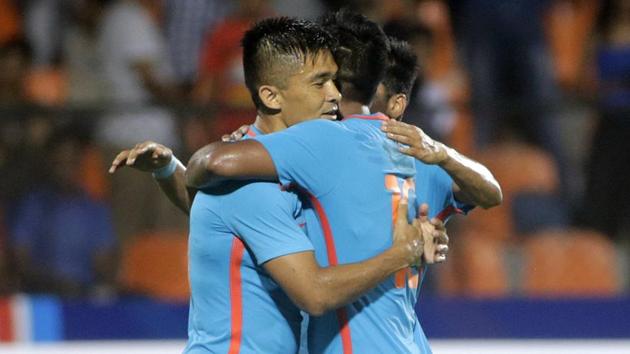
396;196;409;226
417;203;429;222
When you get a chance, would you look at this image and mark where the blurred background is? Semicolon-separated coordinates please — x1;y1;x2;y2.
0;0;629;352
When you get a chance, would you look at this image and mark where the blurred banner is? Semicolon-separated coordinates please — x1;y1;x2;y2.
2;295;630;343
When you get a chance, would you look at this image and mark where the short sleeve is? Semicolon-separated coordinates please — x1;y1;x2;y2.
221;182;314;265
254;119;348;196
415;161;474;223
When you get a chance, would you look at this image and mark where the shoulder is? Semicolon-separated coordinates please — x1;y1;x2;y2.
201;181;298;212
285;119;346;138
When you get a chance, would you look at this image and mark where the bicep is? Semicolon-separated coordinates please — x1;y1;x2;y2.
263;251;321;310
208;140;277;179
186;140;277;188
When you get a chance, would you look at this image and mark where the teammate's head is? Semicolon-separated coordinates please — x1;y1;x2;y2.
319;9;388;106
371;36;418;121
242;17;341;125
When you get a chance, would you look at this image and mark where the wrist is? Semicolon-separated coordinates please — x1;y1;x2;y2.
152;156;183;179
386;244;414;271
436;144;454;167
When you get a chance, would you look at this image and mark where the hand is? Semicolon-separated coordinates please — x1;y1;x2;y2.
415;204;449;264
392;197;424;267
381;120;449;165
109;141;173;174
221;125;250;142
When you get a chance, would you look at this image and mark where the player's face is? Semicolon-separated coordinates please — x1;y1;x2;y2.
278;50;341;126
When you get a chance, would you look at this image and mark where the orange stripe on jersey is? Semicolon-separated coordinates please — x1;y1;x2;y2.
228;237;245;354
387;175;420;289
306;192;353;354
246;127;256;137
385;175;401;225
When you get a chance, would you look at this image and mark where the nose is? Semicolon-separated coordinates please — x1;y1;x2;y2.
326;81;342;103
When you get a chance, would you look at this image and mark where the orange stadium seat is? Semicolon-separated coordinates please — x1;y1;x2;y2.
463;141;560;241
79;145;109;201
119;231;189;302
23;68;68;106
522;229;622;297
438;230;510;297
0;0;20;46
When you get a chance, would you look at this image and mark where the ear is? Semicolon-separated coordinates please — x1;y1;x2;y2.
387;93;408;121
258;85;282;111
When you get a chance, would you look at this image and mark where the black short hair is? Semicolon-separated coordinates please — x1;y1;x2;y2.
320;9;388;105
382;36;418;98
242;17;334;110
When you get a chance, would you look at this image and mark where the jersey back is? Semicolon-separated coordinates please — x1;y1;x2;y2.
256;113;422;354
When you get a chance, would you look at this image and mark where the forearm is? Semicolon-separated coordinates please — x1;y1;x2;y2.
156;165;192;215
186;140;277;189
438;145;502;208
309;247;409;315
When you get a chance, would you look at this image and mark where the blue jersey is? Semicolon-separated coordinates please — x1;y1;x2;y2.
184;126;314;354
256;113;422;354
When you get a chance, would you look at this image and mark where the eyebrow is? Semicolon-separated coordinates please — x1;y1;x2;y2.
309;71;336;83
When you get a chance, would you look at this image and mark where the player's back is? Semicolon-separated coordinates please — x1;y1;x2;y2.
256;113;421;353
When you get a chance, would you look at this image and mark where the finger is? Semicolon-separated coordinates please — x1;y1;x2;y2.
126;143;154;165
435;254;447;263
109;151;129;173
381;120;410;132
437;244;449;254
386;132;413;145
398;146;417;157
396;196;409;226
417;203;429;221
433;230;449;245
431;217;445;230
125;147;144;165
238;125;250;135
221;134;230;142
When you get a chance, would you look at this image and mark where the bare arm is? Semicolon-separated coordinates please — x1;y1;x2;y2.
381;120;502;208
185;140;277;189
262;199;448;316
109;141;193;215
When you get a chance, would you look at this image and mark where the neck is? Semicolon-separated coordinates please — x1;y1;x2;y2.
253;113;289;134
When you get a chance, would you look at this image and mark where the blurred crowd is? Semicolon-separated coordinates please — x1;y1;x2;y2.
0;0;628;301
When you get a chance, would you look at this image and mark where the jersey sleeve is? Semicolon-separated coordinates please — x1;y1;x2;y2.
254;119;347;197
415;161;475;223
220;182;314;265
433;167;475;223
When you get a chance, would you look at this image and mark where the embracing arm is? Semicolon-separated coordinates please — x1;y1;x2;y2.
265;248;408;316
263;200;447;316
185;140;277;189
381;120;502;208
437;147;502;209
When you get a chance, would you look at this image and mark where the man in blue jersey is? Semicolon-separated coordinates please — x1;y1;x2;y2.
372;36;503;352
110;17;448;353
186;11;502;353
